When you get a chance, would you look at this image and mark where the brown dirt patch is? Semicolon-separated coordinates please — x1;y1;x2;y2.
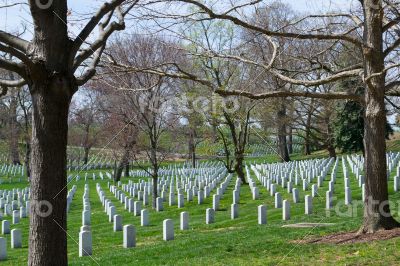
282;223;335;228
293;228;400;244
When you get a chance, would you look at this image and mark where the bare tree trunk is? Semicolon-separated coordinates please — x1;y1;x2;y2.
150;139;159;209
304;107;313;155
29;85;71;266
9;91;21;165
327;145;336;158
152;174;158;209
25;139;31;180
188;128;196;168
277;104;290;162
234;151;247;184
125;162;130;177
83;146;90;165
359;0;400;233
288;126;293;154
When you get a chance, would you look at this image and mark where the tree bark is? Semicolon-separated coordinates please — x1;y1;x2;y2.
234;151;247;184
277;103;290;162
304;106;313;155
327;145;336;158
25;139;31;180
83;146;90;165
188;128;196;168
9;90;21;165
288;126;293;154
29;83;72;266
125;162;130;177
359;0;400;233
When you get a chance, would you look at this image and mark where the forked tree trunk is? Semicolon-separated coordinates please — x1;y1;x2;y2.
29;83;72;266
359;0;400;233
234;151;247;184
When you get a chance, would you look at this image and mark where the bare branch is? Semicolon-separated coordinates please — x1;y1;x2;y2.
175;0;363;46
0;78;26;87
71;0;128;56
0;30;29;52
215;89;363;103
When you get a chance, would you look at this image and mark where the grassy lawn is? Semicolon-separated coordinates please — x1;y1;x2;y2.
1;155;400;265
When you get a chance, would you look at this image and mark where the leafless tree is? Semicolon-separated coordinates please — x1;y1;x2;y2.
0;1;138;264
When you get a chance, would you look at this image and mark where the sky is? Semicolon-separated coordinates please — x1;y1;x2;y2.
0;0;357;38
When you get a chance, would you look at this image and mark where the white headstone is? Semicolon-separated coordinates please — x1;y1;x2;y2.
292;188;299;203
258;205;266;225
213;194;220;211
163;219;174;241
275;193;282;208
198;191;204;205
1;221;10;234
10;229;21;248
12;211;19;224
0;237;6;261
206;208;215;224
134;201;141;216
326;190;332;210
156;197;163;212
305;195;312;214
283;200;290;220
108;206;116;222
114;215;122;231
177;194;184;208
82;210;90;226
123;225;136;248
141;209;149;226
345;187;352;205
231;203;238;219
180;212;189;230
79;231;92;257
252;187;259;200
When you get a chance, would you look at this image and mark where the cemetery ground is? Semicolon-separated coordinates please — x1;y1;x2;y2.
2;153;400;265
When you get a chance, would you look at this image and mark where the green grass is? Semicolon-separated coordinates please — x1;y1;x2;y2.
1;156;400;265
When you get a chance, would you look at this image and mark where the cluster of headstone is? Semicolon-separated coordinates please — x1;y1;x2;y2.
250;157;340;219
0;188;27;261
0;164;24;182
0;188;29;222
66;185;77;213
67;153;114;170
68;171;112;183
246;144;302;157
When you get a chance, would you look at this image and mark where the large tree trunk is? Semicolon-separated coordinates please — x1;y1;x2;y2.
359;0;400;233
29;84;72;266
